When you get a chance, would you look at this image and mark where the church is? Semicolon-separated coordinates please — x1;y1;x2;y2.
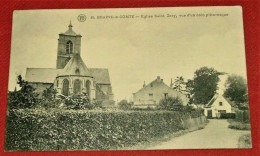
25;22;115;105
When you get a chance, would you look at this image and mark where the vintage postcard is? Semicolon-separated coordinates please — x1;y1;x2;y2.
5;6;251;151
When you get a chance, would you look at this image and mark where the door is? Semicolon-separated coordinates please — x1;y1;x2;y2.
207;110;212;118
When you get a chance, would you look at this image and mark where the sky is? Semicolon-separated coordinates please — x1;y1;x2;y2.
8;6;247;102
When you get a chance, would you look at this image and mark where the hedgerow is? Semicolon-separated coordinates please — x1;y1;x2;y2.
5;109;203;151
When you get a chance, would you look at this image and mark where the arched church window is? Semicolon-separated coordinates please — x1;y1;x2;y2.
73;79;82;95
62;79;69;96
66;40;73;54
86;80;91;97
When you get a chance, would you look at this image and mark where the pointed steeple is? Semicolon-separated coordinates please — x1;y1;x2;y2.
68;20;73;30
63;20;78;36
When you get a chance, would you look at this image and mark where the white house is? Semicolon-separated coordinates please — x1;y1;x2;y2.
133;76;189;108
204;94;232;118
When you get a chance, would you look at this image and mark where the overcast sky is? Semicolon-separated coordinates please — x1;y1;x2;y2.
9;6;247;101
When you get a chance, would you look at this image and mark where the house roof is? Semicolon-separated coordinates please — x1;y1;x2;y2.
25;67;111;85
60;53;92;76
25;68;60;84
206;94;231;107
134;76;183;95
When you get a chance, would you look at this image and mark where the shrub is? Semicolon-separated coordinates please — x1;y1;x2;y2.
228;120;251;130
238;134;252;148
58;92;91;110
157;96;184;111
220;113;236;119
8;75;39;109
38;88;61;109
5;109;204;151
118;100;133;110
235;110;250;123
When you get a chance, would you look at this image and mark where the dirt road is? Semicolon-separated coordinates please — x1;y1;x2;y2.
147;119;251;149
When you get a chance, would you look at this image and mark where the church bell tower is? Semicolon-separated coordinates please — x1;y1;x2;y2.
56;21;82;69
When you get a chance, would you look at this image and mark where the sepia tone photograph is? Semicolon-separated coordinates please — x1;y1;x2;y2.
5;6;251;151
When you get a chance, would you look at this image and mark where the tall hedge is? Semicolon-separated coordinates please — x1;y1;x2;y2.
5;109;202;151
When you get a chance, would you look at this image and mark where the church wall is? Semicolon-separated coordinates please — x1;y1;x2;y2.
28;82;53;94
55;76;96;99
98;84;114;100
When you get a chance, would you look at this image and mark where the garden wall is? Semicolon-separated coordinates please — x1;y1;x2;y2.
5;109;205;151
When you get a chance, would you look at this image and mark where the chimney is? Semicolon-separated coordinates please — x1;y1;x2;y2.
143;81;146;88
170;78;173;88
157;76;160;81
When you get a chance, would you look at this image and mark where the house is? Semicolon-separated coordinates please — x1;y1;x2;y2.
132;76;188;108
25;21;114;105
204;94;232;118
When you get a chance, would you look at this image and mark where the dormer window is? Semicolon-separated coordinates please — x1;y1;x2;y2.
66;40;73;54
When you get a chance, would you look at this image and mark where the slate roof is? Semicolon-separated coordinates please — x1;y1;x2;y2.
25;67;111;85
60;53;92;76
25;68;60;84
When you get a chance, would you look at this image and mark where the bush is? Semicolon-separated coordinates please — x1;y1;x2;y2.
228;120;251;130
235;110;250;123
8;75;39;109
238;134;252;148
38;88;61;109
5;109;204;151
220;113;236;119
58;92;92;110
118;100;133;110
157;96;184;111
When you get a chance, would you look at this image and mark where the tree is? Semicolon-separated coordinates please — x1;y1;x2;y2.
8;75;39;109
157;96;184;111
224;75;248;106
172;76;185;93
191;67;222;104
118;100;133;110
185;79;194;104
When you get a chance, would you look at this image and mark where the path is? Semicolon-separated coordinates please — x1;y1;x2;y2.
147;119;250;149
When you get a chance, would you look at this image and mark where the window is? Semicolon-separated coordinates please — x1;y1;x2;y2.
219;102;223;106
86;80;91;97
66;40;73;54
62;79;69;96
73;79;82;95
56;80;59;87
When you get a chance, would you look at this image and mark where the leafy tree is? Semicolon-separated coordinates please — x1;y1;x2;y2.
8;75;39;109
39;88;60;108
190;67;223;104
224;74;248;106
185;79;194;104
157;96;184;111
118;100;133;110
172;76;185;93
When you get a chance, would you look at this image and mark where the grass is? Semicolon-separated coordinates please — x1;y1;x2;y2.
238;134;252;148
228;119;251;130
